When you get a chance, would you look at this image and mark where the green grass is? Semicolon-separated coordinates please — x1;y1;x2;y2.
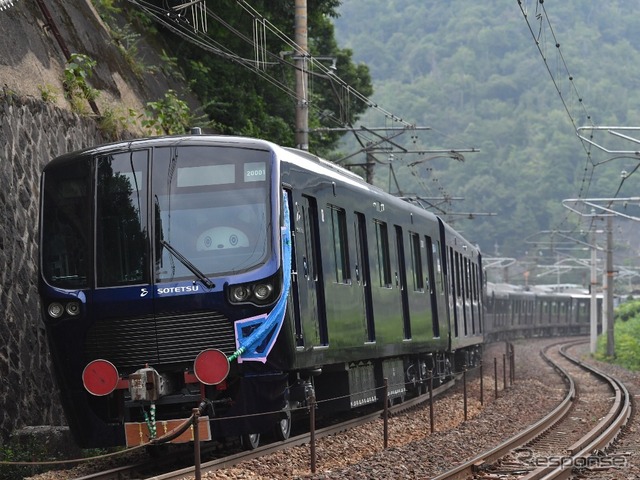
594;299;640;370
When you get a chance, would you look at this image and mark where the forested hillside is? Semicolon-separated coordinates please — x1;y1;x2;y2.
333;0;640;265
5;0;640;279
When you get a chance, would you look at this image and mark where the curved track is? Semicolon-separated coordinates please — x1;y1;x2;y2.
432;340;631;480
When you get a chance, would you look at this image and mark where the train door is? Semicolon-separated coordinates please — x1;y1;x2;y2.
370;219;402;343
425;236;442;338
451;248;466;337
355;212;375;342
406;231;432;340
91;150;156;345
458;253;469;336
293;194;328;347
447;247;459;338
473;262;482;333
463;257;473;334
395;225;411;339
323;204;367;345
468;259;480;334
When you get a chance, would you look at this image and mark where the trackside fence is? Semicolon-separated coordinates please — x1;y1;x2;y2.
0;344;516;479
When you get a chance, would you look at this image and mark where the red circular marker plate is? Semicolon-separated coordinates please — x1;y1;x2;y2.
194;349;230;385
82;359;119;396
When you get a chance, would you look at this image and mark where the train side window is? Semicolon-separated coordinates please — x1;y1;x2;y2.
299;202;311;279
433;240;444;292
455;252;462;298
328;205;350;284
374;220;392;288
464;258;471;301
471;262;478;303
465;257;473;334
409;232;424;292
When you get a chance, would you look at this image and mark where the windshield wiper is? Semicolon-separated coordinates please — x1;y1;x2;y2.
160;239;215;289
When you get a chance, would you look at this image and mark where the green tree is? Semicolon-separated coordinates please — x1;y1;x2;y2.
157;0;372;153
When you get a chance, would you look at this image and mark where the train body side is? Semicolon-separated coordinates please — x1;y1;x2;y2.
280;148;451;366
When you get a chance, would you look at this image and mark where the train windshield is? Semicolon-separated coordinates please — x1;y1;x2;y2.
41;143;272;290
152;145;272;281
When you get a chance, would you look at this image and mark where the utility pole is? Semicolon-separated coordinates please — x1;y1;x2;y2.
294;0;308;151
589;221;598;354
563;198;629;357
566;125;640;356
606;215;615;357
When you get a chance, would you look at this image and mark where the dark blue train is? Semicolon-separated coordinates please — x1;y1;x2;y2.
38;134;484;449
483;282;603;341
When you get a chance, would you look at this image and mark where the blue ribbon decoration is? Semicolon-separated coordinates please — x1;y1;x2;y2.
229;190;292;363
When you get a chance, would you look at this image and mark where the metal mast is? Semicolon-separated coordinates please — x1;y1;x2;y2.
294;0;308;150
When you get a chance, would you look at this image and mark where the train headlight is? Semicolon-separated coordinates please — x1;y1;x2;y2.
253;283;273;301
228;274;280;306
231;285;251;302
47;302;64;319
66;302;80;316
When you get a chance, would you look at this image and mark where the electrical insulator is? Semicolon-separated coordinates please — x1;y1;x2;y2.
0;0;20;11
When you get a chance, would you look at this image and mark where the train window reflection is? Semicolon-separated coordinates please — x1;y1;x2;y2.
96;151;149;287
41;159;91;288
374;220;392;288
409;232;424;291
328;205;350;284
155;189;269;280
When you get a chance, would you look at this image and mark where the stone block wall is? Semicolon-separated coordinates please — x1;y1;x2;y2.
0;92;109;444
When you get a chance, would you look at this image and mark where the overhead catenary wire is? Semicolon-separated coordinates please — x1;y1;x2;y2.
126;0;467;214
516;0;599;236
128;0;416;133
517;1;640;225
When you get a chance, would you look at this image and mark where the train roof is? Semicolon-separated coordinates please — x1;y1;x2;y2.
486;282;534;297
486;282;600;301
44;134;277;167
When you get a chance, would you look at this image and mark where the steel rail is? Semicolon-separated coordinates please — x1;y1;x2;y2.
518;344;631;480
430;340;578;480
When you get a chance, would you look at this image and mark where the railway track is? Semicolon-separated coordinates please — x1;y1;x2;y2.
432;340;631;480
70;380;457;480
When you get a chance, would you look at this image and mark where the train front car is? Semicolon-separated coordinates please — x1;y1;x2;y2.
39;136;291;448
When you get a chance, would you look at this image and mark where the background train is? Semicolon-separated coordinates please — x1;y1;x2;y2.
483;282;604;341
38;133;484;449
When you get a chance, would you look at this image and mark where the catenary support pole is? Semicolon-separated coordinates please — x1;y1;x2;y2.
294;0;308;150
